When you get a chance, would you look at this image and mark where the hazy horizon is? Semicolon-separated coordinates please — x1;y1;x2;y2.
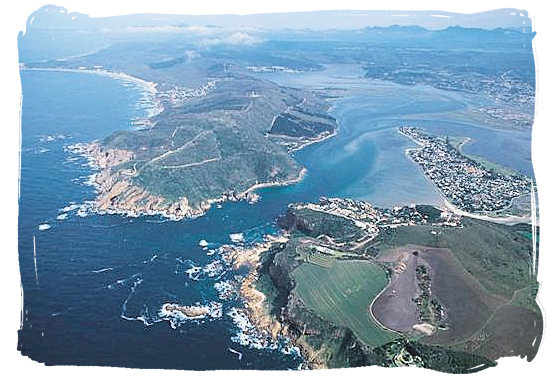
25;5;531;32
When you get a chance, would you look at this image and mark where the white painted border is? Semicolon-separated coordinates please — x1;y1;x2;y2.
1;1;548;376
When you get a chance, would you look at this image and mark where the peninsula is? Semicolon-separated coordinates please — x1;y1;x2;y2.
399;126;533;221
239;198;541;371
60;64;338;219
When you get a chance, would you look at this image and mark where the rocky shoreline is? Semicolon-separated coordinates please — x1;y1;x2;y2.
71;142;306;220
219;236;297;351
223;233;366;370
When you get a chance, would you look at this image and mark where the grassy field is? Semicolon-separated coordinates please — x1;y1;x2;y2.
100;74;335;208
375;217;542;360
376;218;536;300
292;259;397;347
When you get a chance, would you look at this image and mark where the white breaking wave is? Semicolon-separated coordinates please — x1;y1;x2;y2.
229;233;244;243
92;267;115;274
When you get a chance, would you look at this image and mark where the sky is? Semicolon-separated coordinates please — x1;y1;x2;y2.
26;5;531;31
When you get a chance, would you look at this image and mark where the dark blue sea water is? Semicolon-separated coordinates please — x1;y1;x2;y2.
18;71;301;369
18;68;534;369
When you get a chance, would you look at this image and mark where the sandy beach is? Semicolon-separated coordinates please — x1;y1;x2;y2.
21;66;165;118
242;167;307;195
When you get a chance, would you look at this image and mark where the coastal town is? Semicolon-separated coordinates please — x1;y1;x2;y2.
289;196;461;251
299;196;461;227
399;126;531;214
157;80;218;106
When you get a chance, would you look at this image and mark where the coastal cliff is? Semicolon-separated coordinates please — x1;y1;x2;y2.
257;241;374;368
243;202;536;371
225;234;373;369
80;141;266;219
71;65;336;220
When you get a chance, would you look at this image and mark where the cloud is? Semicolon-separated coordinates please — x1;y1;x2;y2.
101;24;265;48
184;49;201;62
123;25;189;33
198;32;264;47
114;25;222;35
182;25;221;35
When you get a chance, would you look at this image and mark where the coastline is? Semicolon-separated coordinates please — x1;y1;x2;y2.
399;127;532;225
35;65;323;222
76;142;310;221
24;65;340;223
440;198;532;226
224;236;331;370
20;66;165;118
266;123;339;154
220;237;300;355
242;167;307;195
288;126;339;153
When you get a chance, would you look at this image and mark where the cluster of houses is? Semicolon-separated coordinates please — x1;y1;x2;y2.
158;80;218;105
292;196;461;249
400;126;531;213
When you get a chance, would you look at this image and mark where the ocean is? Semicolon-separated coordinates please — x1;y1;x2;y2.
17;68;534;368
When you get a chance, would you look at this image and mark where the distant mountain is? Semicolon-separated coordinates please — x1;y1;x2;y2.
20;6;534;62
352;24;534;50
23;5;532;32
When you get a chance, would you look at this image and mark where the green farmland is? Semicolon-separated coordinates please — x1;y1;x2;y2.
292;259;397;347
376;218;536;300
